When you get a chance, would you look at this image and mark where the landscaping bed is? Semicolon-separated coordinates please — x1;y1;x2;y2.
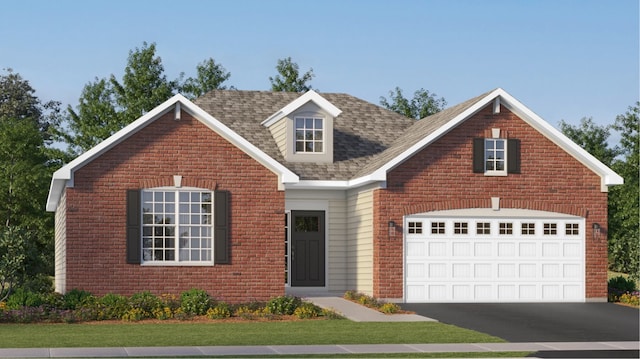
0;288;342;324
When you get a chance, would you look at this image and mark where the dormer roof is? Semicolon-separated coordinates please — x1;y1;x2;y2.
261;89;342;128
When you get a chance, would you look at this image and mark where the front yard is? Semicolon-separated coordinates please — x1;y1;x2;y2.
0;321;504;348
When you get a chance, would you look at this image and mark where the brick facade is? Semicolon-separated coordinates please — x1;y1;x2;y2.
63;111;285;303
373;104;608;300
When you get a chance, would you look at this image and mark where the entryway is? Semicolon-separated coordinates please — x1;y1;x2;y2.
290;210;325;287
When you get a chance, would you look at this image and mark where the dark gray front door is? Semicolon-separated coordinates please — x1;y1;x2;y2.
291;211;325;287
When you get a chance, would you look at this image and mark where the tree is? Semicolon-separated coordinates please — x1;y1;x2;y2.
380;87;447;119
180;58;232;99
0;68;62;145
608;103;639;279
559;117;618;167
61;43;232;154
0;227;35;301
269;57;314;92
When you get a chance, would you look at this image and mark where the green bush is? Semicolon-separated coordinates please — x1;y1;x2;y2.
266;295;301;315
62;289;94;310
608;276;637;292
180;289;212;315
128;291;162;319
6;288;43;309
99;293;129;320
206;302;231;319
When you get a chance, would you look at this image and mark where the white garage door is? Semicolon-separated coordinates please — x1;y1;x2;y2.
404;209;585;303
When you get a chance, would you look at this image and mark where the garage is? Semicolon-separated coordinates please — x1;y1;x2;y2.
404;209;585;303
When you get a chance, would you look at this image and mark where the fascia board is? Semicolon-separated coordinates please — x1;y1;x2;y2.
261;90;342;127
284;175;385;190
498;90;624;189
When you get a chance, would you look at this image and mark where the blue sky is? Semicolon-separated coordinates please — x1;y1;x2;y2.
2;0;638;135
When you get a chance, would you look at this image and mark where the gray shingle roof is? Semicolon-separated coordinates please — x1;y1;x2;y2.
193;90;490;181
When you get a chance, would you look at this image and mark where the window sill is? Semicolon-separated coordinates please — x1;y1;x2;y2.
140;262;214;267
484;171;508;177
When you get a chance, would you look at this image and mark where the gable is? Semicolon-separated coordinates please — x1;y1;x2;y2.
46;94;298;211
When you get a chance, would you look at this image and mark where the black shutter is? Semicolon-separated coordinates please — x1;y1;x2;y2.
214;190;230;264
126;190;141;264
472;138;485;173
507;139;521;174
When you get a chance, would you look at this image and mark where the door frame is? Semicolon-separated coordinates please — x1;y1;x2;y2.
285;200;329;289
290;210;326;287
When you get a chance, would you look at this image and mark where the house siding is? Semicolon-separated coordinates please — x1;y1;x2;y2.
346;185;375;295
268;117;287;158
373;104;608;300
61;110;285;303
54;189;67;293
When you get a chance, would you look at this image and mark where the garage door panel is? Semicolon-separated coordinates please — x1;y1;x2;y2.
405;215;585;303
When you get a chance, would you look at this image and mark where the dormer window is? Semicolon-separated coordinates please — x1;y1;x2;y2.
295;117;324;153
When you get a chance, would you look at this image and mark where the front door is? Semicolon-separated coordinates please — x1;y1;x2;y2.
291;211;325;287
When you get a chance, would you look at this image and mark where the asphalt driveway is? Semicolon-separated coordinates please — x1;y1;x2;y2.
400;302;639;342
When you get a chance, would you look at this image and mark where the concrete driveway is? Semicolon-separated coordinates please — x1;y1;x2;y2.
400;302;639;342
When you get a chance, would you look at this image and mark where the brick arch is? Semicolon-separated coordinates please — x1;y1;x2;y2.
403;199;588;218
138;177;217;190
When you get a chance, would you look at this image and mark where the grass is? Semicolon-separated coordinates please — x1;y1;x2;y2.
211;353;532;358
0;321;504;348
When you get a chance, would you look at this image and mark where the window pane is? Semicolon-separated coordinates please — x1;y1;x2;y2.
305;142;314;152
165;250;175;261
306;118;313;128
496;140;504;150
191;192;199;202
315;130;323;140
179;192;189;202
143;191;153;202
296;141;304;152
165;192;175;202
296;118;304;128
315;118;323;129
316;142;323;152
201;193;211;203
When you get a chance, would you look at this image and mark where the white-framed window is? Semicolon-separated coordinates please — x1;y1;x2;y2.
565;223;580;235
499;222;513;235
477;222;491;235
543;223;557;235
295;117;324;153
431;222;445;234
485;138;507;175
141;189;213;264
521;223;535;235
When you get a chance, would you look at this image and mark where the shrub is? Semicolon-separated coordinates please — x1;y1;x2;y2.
320;308;344;319
609;276;637;292
153;307;174;320
206;302;231;319
62;289;93;310
6;288;43;309
379;302;401;314
121;307;144;322
293;302;320;319
234;305;256;319
266;295;301;315
620;292;640;306
128;291;162;319
180;289;212;315
97;293;129;320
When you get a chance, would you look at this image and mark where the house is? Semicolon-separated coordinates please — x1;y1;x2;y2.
46;88;623;303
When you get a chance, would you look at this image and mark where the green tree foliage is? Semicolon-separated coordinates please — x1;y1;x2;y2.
180;58;232;99
0;70;57;277
269;57;314;92
62;42;232;154
380;87;447;119
608;103;639;279
0;227;37;301
559;117;619;166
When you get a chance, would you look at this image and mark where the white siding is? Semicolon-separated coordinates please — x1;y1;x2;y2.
54;189;67;293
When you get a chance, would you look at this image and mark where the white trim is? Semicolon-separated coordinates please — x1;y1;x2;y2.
370;88;623;192
262;90;342;127
46;94;300;211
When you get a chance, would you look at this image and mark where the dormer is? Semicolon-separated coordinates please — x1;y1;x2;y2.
262;90;341;163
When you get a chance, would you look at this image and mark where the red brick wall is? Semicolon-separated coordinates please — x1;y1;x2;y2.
63;110;285;303
373;104;608;300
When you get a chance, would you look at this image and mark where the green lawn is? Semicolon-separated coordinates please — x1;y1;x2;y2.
0;321;504;348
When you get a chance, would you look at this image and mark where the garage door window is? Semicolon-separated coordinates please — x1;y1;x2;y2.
499;222;513;235
544;223;557;235
454;222;468;234
566;223;579;235
408;222;423;234
477;222;491;235
431;222;445;234
522;223;535;235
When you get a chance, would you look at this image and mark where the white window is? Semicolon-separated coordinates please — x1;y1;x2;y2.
566;223;579;235
454;222;468;234
408;221;423;234
295;117;324;153
141;189;213;264
485;138;507;175
431;222;445;234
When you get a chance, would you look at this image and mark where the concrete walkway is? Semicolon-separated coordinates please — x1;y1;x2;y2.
0;341;638;357
305;296;437;322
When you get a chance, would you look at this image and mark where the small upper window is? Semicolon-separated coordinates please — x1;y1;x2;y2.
295;117;324;153
408;222;423;234
431;222;445;234
485;139;506;175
